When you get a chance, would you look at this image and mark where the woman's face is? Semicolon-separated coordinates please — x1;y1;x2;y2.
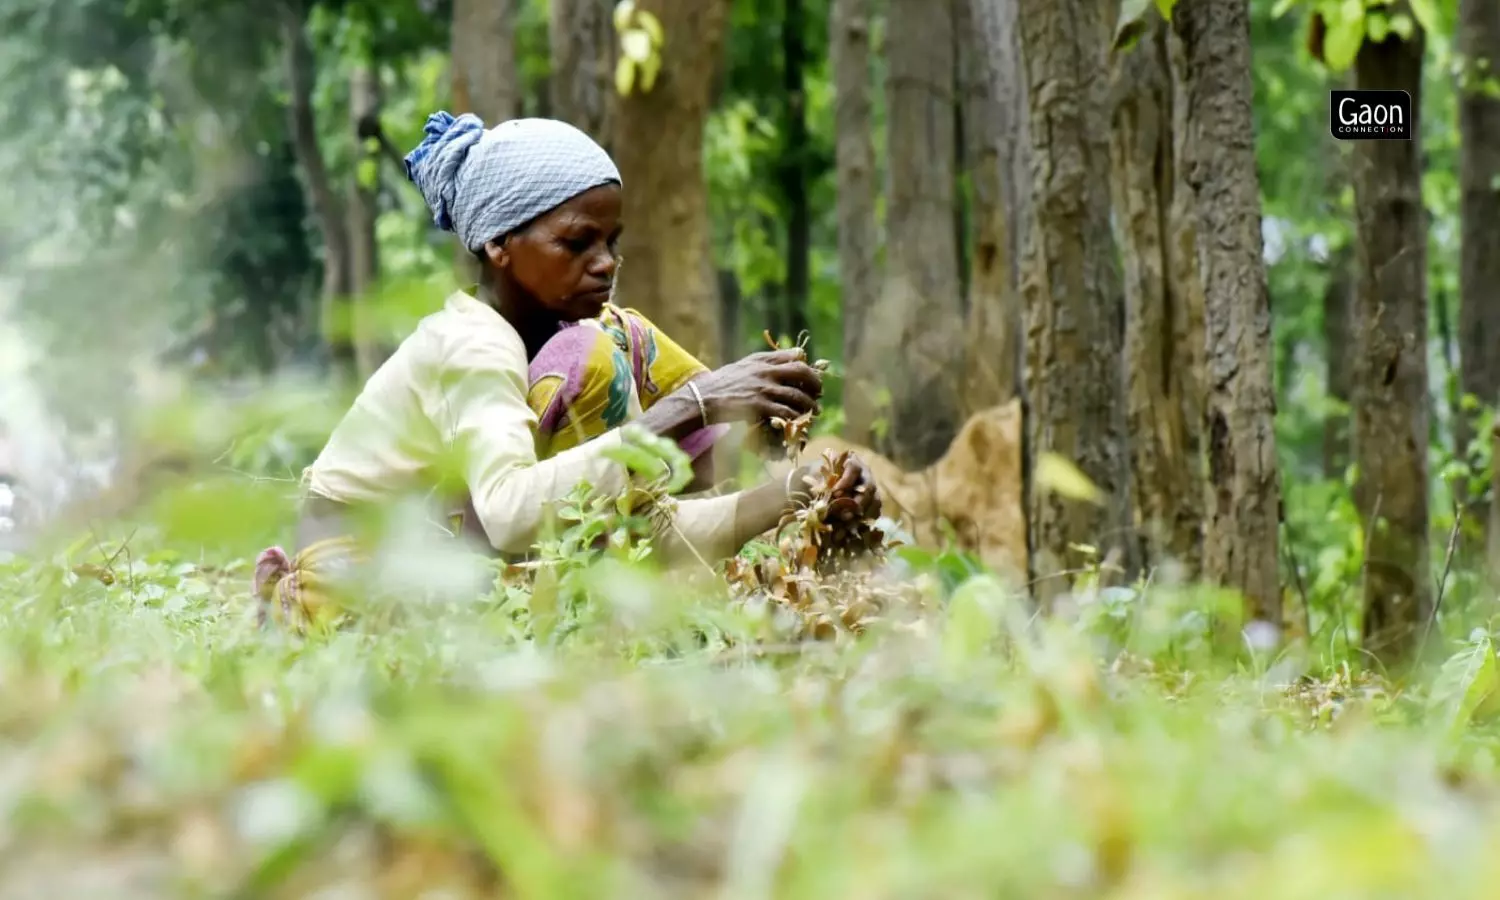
484;183;623;322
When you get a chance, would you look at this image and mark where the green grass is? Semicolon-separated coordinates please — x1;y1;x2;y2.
4;408;1500;898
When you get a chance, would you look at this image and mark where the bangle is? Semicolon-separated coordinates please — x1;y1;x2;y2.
686;381;709;429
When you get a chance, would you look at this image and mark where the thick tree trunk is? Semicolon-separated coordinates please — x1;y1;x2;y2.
1349;23;1431;662
1172;0;1282;629
451;0;521;123
831;0;881;444
1322;242;1354;478
1109;13;1205;575
1459;0;1500;529
780;0;813;357
1017;0;1131;598
862;0;964;469
549;0;615;145
347;61;381;379
612;0;731;364
958;0;1021;414
279;1;352;375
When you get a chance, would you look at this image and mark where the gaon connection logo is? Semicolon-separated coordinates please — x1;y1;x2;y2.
1329;89;1413;141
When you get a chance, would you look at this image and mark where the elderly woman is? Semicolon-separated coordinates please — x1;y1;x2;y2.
254;113;879;620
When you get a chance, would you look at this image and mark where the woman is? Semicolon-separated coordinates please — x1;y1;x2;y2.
254;112;880;624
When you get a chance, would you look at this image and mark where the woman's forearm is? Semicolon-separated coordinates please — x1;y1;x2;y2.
731;465;811;547
636;390;706;443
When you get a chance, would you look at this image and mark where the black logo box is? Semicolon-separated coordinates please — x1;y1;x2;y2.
1330;90;1413;141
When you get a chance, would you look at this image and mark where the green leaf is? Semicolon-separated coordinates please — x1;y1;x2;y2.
1271;0;1298;16
615;56;636;97
1366;10;1389;42
1034;452;1104;505
1388;12;1415;39
1322;1;1365;73
640;53;661;93
636;9;665;46
1153;0;1179;18
621;28;652;63
1114;0;1153;53
1407;0;1455;39
1429;630;1500;740
613;0;636;33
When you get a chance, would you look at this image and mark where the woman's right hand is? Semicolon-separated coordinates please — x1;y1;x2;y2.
690;349;823;425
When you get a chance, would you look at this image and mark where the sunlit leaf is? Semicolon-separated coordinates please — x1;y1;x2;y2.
1034;452;1104;504
636;9;665;46
614;56;636;97
612;0;636;33
621;28;653;63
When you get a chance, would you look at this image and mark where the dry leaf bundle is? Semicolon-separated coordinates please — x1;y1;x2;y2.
726;449;923;642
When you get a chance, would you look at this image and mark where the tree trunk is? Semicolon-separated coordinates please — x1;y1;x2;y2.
611;0;731;365
1172;0;1282;629
958;0;1021;414
780;0;813;358
451;0;520;285
279;1;352;375
1350;21;1431;663
451;0;521;123
1109;12;1206;576
348;61;381;379
831;0;881;443
861;0;963;469
1016;0;1131;598
1459;0;1500;509
549;0;615;145
1322;241;1354;478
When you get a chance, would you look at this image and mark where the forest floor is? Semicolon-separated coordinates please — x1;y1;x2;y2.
4;491;1500;900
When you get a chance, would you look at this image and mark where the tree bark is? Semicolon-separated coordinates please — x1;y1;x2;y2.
830;0;881;444
1109;12;1206;575
780;0;813;358
1459;0;1500;517
449;0;520;285
549;0;615;145
861;0;964;469
1017;0;1131;598
1322;241;1354;478
451;0;521;123
1350;21;1431;663
279;1;352;374
1172;0;1282;629
611;0;730;365
347;61;381;379
958;0;1021;414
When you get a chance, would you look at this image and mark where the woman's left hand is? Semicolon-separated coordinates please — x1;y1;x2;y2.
827;453;881;522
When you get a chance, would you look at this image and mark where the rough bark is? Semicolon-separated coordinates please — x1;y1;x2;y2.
1108;13;1205;575
958;0;1021;414
831;0;881;444
1459;0;1500;515
1017;0;1131;598
549;0;615;145
1321;242;1354;478
781;0;813;357
612;0;731;364
973;0;1031;301
451;0;521;123
1172;0;1282;629
863;0;964;469
279;1;352;373
1350;22;1431;663
347;61;381;379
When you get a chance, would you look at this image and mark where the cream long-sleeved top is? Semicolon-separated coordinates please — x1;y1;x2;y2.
301;291;741;561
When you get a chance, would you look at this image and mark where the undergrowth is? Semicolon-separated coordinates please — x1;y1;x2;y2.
3;394;1500;898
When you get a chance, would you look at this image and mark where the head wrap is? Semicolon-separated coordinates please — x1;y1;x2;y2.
403;112;622;253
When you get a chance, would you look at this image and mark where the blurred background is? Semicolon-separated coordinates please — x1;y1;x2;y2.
0;0;1487;649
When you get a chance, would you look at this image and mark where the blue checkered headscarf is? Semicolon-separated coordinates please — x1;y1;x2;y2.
403;112;622;253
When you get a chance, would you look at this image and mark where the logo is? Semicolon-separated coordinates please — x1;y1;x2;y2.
1330;90;1412;141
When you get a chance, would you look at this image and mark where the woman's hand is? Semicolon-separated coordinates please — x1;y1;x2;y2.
690;349;823;426
826;453;881;522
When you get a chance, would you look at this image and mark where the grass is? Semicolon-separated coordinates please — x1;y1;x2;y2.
3;398;1500;898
